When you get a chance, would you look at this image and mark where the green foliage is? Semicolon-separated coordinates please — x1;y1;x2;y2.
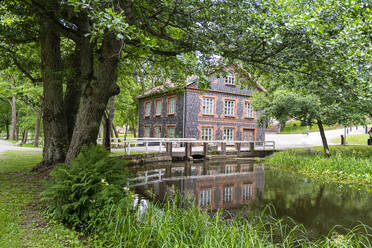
41;145;131;233
266;146;372;187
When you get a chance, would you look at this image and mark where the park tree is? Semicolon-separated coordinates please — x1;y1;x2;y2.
1;0;371;170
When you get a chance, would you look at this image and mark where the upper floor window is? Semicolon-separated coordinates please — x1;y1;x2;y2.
243;183;252;201
224;71;235;85
245;102;254;118
155;100;162;116
224;100;235;116
168;97;176;114
225;164;234;174
202;127;213;141
199;188;211;207
224;128;234;141
202;97;214;115
145;102;151;117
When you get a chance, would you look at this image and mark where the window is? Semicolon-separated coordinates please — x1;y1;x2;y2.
199;188;211;207
202;127;213;141
224;71;235;85
168;97;176;114
223;186;233;203
155;100;162;116
202;97;214;115
154;126;161;138
144;126;151;137
224;100;235;116
243;183;252;201
145;102;151;116
245;102;254;118
224;128;234;141
167;126;176;138
225;165;234;174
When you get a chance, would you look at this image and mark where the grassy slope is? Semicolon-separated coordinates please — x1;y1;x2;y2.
266;145;372;187
280;120;343;134
0;151;84;248
331;134;370;145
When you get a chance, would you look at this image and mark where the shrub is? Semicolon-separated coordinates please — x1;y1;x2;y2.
41;144;131;233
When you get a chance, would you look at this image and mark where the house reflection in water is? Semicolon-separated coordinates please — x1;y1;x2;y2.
131;161;265;211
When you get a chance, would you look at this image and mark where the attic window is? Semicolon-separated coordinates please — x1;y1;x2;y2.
224;71;235;85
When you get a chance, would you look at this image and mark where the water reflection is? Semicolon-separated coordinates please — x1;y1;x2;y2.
129;160;264;210
129;161;372;238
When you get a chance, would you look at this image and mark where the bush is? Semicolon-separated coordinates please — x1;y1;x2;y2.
41;144;131;233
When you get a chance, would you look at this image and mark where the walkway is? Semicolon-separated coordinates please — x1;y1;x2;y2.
0;140;42;156
267;126;366;149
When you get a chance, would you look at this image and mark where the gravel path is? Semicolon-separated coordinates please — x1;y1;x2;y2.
0;140;42;157
267;126;367;149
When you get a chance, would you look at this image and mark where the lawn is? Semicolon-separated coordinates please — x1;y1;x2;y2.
266;145;372;187
331;133;370;145
0;151;84;248
280;120;343;134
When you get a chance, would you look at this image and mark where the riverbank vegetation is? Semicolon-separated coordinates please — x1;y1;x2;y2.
2;148;372;247
266;146;372;187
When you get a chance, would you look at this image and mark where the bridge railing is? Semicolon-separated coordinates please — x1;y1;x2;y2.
97;137;275;155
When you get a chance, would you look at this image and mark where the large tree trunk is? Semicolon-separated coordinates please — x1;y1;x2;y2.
65;33;121;163
33;107;42;147
34;16;68;171
21;129;28;144
317;119;330;157
9;88;17;140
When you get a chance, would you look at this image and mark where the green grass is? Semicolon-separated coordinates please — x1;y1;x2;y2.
280;120;343;134
7;139;43;148
0;151;84;247
331;134;370;145
266;145;372;187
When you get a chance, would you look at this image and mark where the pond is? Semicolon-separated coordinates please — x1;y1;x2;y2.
128;160;372;239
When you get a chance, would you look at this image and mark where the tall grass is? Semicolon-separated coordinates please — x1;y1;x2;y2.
266;146;372;186
88;199;372;248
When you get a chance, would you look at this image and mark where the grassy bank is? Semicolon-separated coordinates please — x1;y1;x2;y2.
0;151;84;247
331;134;369;145
266;146;372;186
280;120;343;134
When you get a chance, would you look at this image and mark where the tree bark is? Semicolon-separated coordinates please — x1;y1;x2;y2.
21;129;28;144
34;16;68;171
317;119;330;157
112;123;119;138
9;87;17;140
102;113;111;150
33;107;42;147
65;33;121;163
5;119;9;140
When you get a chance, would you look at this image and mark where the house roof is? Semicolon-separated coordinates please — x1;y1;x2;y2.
136;66;268;99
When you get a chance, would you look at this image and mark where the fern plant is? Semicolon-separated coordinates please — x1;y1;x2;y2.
41;144;131;233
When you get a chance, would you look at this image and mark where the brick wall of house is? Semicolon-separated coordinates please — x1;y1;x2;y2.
138;94;185;138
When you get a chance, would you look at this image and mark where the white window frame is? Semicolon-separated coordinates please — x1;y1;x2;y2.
167;126;176;138
155;100;162;116
145;102;151;116
245;102;254;118
224;100;235;116
225;71;235;85
144;126;151;137
225;165;234;174
243;183;252;201
202;97;214;115
223;186;233;203
154;126;161;138
168;97;176;114
199;188;211;207
224;128;234;141
201;127;213;141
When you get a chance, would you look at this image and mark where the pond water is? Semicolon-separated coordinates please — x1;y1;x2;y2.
129;160;372;239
